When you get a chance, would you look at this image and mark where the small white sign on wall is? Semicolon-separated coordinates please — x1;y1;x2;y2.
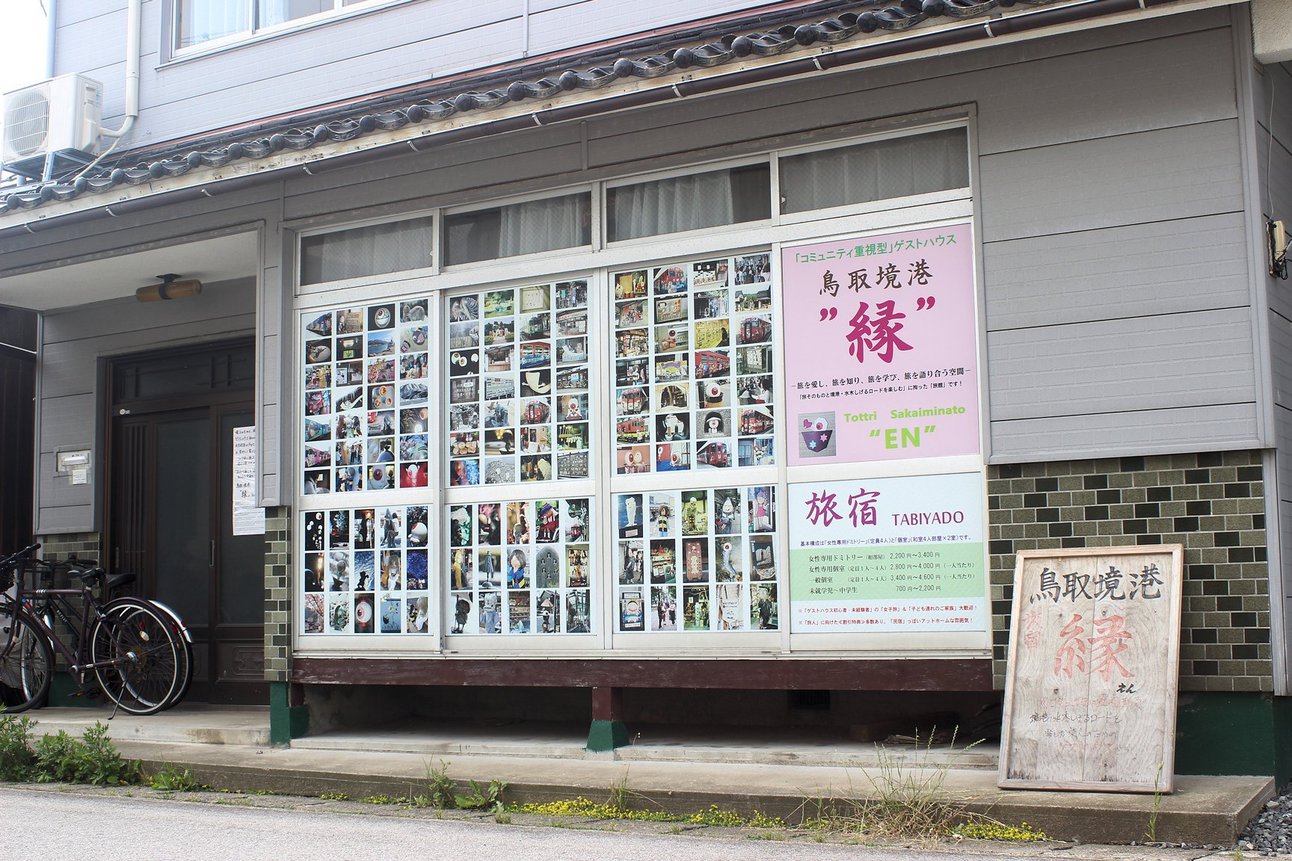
232;426;265;536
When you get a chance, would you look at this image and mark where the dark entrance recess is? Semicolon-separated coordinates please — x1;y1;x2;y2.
105;340;266;705
0;308;36;552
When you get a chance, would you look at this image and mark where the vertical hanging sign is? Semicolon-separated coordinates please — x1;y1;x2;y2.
781;223;979;465
232;426;265;536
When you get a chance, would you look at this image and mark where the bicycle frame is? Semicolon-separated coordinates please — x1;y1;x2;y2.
21;583;119;680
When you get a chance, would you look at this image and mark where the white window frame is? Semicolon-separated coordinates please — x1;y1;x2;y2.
289;118;985;658
775;119;973;228
295;208;439;292
439;186;597;272
168;0;416;61
602;155;774;248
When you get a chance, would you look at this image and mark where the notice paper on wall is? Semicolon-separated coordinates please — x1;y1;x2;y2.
233;426;265;536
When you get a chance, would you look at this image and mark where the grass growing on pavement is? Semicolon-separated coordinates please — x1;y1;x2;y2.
146;765;204;792
952;820;1048;842
513;795;786;828
798;727;1046;844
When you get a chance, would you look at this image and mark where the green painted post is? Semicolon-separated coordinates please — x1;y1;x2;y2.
586;686;629;751
269;681;309;745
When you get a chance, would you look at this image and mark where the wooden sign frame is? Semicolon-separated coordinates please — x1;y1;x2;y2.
998;544;1183;793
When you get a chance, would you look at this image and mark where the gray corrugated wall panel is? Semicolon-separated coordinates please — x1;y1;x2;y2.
984;214;1251;332
970;25;1236;155
1257;126;1292;219
55;1;162;121
56;0;137;27
137;10;517;125
34;279;257;533
38;394;96;452
62;1;1227;154
979;120;1245;243
1253;62;1292;152
988;308;1256;420
282;16;1238;221
1270;311;1292;411
283;136;586;220
37;451;90;511
525;0;819;55
0;188;280;269
991;403;1261;463
37;503;96;535
582;21;1237;167
40;312;257;400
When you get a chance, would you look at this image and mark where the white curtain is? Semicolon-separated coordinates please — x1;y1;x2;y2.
780;128;969;214
609;171;734;241
301;216;435;285
177;0;250;48
260;0;329;28
497;195;587;258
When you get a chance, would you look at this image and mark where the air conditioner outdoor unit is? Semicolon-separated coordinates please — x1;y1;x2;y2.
2;74;103;180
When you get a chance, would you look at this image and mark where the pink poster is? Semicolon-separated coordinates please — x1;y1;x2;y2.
782;223;979;466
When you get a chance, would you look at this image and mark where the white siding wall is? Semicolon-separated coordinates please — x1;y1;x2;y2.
54;0;778;148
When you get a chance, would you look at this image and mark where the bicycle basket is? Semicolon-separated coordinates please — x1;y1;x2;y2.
12;559;55;593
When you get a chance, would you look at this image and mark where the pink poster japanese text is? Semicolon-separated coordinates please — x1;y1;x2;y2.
781;223;979;466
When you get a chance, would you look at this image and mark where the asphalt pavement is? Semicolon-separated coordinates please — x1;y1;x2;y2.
2;784;1272;861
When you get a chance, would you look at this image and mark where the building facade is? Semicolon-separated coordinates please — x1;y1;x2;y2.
3;0;1292;778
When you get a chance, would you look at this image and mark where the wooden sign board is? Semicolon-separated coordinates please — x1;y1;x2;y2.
999;545;1183;793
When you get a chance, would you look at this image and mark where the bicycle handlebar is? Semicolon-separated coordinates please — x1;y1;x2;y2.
0;544;40;569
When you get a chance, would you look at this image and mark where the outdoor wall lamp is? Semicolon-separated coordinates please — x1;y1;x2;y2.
1269;220;1288;280
136;273;203;302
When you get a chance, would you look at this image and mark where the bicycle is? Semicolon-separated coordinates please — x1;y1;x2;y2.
0;544;192;715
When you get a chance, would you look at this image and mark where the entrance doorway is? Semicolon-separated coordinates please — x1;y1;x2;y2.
105;340;265;704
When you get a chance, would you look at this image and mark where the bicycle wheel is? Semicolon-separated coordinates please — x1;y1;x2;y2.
143;600;193;710
0;608;52;713
90;599;181;715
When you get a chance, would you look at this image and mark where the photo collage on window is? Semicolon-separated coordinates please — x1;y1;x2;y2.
302;506;432;635
610;253;775;475
614;485;779;633
302;299;432;495
446;281;591;486
446;498;594;635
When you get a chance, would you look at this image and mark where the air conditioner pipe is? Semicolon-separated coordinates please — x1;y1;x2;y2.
69;0;141;181
100;0;141;140
44;0;57;79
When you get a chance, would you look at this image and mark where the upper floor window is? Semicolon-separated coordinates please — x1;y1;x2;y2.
606;164;770;243
300;215;435;286
176;0;382;51
779;127;970;215
443;193;591;267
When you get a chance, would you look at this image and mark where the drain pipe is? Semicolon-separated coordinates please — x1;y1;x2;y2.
44;0;58;78
71;0;141;180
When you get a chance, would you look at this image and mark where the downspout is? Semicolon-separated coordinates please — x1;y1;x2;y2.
71;0;141;179
44;0;57;78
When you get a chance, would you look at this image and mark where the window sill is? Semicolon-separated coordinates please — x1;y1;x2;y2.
161;0;419;69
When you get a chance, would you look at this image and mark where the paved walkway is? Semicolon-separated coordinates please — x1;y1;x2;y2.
24;705;1272;847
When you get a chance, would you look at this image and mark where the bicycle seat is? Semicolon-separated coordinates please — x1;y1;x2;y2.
72;568;135;591
72;567;106;585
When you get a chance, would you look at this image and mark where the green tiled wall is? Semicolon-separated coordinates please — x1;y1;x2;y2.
988;451;1270;692
263;506;291;682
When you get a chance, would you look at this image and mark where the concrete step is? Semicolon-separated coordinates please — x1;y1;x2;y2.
292;720;1000;769
27;705;272;747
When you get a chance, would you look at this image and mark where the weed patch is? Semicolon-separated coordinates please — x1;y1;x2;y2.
147;766;203;792
31;723;140;786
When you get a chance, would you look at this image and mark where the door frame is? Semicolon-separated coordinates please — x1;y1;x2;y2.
101;338;263;702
